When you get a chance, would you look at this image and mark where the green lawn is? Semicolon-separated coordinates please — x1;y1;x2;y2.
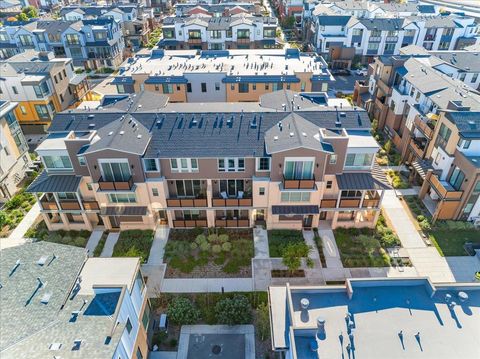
268;230;305;257
113;229;154;263
429;229;480;256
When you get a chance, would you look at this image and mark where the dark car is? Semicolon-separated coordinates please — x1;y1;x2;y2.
331;69;351;76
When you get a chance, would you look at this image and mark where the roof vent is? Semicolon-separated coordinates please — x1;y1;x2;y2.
49;343;62;351
37;256;48;266
88;114;95;119
41;292;52;304
72;340;82;351
289;132;294;137
108;131;113;136
88;123;95;129
137;134;142;139
119;131;125;135
340;112;346;117
302;132;307;137
273;136;279;141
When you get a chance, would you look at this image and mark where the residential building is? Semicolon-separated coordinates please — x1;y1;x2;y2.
0;241;150;359
269;278;480;358
355;54;480;222
111;48;332;102
159;14;278;50
0;0;22;16
60;4;155;51
0;101;31;203
0;18;125;69
26;90;390;232
0;51;89;129
174;2;261;17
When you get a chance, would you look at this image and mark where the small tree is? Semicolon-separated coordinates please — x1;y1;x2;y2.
384;139;393;155
215;295;252;325
167;297;200;325
256;302;270;341
282;243;311;275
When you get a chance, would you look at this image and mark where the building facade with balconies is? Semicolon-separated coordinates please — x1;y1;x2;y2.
0;51;89;130
27;90;390;232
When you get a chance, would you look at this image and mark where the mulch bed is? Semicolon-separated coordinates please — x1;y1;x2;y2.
165;261;251;278
271;269;305;278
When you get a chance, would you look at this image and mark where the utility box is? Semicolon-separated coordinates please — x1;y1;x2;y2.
159;314;168;333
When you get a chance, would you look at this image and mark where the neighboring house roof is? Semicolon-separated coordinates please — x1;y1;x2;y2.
357;18;405;31
417;5;436;14
429;51;480;73
444;111;480;139
23;20;80;37
26;171;82;193
0;0;21;9
336;164;391;190
316;15;351;27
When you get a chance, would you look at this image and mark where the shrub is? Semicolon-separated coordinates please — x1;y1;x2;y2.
190;242;198;250
384;140;393;154
222;242;232;252
199;242;210;252
212;244;222;254
218;234;229;243
419;219;431;232
0;211;7;228
416;215;425;222
282;242;311;274
208;234;219;243
167;297;200;325
215;295;252;325
223;259;240;273
256;302;270;341
169;338;178;348
195;234;206;245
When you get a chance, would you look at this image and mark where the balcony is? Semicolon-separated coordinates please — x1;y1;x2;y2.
212;197;253;207
172;219;208;227
83;200;100;210
237;38;251;44
409;138;427;158
339;198;361;208
413;116;435;139
215;219;250;227
98;176;134;191
166;198;208;207
283;175;316;190
320;199;337;208
429;175;463;200
59;201;81;210
187;38;202;44
362;199;380;208
369;37;382;42
40;195;58;210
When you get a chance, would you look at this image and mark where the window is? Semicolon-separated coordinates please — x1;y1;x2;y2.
116;84;126;94
329;154;337;165
63;69;67;78
472;73;479;82
183;210;201;220
286;83;291;90
154;84;160;91
137;347;144;359
239;83;249;93
12;86;18;95
54;75;58;84
263;29;275;38
265;84;269;90
126;318;133;334
437;123;452;148
257;157;271;171
281;192;311;202
201;83;207;92
253;83;256;90
163;29;175;38
237;29;250;39
43;155;73;170
459;73;466;82
272;83;283;91
218;158;245;172
219;179;244;197
284;160;314;180
170;158;199;173
152;188;159;196
352;29;362;36
215;82;220;91
100;161;131;181
143;158;158;172
188;30;201;39
457;138;471;149
107;193;137;203
59;94;64;103
33;81;50;98
341;190;362;198
210;30;222;38
187;83;192;92
78;156;86;166
301;82;306;91
345;153;374;168
142;302;151;330
367;43;379;51
449;167;465;191
162;84;173;94
176;180;202;197
326;180;333;189
86;183;93;191
57;192;77;200
19;105;27;115
384;43;395;52
259;187;265;196
66;34;80;45
19;35;33;46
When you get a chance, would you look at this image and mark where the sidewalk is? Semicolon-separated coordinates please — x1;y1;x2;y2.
253;227;269;259
100;232;120;257
148;226;169;265
85;230;103;257
1;203;40;250
317;229;343;269
161;278;253;293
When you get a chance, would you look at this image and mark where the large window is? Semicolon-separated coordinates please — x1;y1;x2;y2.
66;34;80;45
188;30;201;39
162;84;173;94
218;158;245;172
19;35;33;46
170;158;198;173
263;29;275;38
143;158;158;172
43;155;73;170
219;179;244;197
107;193;137;203
281;192;311;202
345;153;374;168
176;180;202;197
58;192;77;200
238;83;249;93
210;30;222;39
34;103;55;120
237;29;250;39
448;167;465;191
284;160;314;180
436;123;452;149
182;210;202;220
163;29;175;39
33;81;50;98
100;160;131;181
256;157;271;171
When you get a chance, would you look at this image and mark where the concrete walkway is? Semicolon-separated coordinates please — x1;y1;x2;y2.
253;227;269;258
148;226;169;265
161;278;253;293
85;230;103;257
1;203;40;250
318;229;344;269
100;232;120;257
303;230;325;285
382;190;455;282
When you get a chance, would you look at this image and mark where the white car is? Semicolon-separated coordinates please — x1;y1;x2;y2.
355;68;368;76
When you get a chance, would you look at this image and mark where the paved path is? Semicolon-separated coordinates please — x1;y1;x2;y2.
396;187;420;196
161;278;253;293
303;230;325;284
382;190;455;282
148;226;169;265
85;230;103;257
318;228;344;269
252;258;272;290
1;203;40;250
253;227;269;258
141;263;166;298
100;232;120;257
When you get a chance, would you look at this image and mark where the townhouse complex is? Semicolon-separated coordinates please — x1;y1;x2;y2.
26;90;389;232
0;241;150;359
0;51;89;129
354;45;480;222
0;101;31;203
111;48;332;102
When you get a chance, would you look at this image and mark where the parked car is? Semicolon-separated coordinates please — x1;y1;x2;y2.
355;68;368;76
331;69;351;76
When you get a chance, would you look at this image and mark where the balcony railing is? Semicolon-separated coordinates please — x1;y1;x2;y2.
98;176;134;191
414;116;434;139
215;219;250;227
409;138;427;158
166;198;208;207
59;201;81;210
283;175;316;190
237;38;251;44
173;219;208;227
212;198;253;207
339;198;361;208
320;199;337;208
187;38;202;44
40;197;58;210
362;199;380;208
429;175;463;200
83;200;100;210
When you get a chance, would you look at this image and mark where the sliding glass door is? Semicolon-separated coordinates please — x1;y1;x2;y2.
100;161;131;181
284;160;314;180
219;180;244;197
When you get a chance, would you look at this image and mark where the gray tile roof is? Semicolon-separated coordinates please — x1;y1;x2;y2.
445;111;480;138
272;205;319;215
315;15;352;26
26;171;82;193
336;165;391;190
429;51;480;73
358;18;405;31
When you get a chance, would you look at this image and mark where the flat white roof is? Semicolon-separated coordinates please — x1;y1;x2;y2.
78;257;139;295
347;129;380;148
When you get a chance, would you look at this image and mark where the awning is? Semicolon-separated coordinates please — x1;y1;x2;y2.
26;171;81;193
412;159;433;180
102;206;148;216
69;73;87;86
111;77;134;85
336;165;391;190
272;205;319;215
144;76;188;84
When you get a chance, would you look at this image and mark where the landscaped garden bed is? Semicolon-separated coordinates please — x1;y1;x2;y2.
164;228;254;278
150;292;272;357
386;169;410;189
334;213;401;267
313;229;328;267
0;188;37;237
271;269;305;277
93;231;109;257
268;229;305;257
25;220;91;248
112;229;154;263
372;123;402;166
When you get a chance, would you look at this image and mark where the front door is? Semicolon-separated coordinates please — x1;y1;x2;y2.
158;210;167;225
303;215;313;228
319;211;327;220
109;216;120;229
